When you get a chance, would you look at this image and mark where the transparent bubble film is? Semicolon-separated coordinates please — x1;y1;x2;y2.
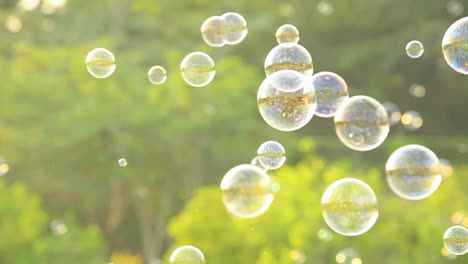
264;43;313;76
311;71;349;118
85;48;116;78
386;144;442;200
443;226;468;255
221;12;248;45
334;96;389;151
257;141;286;170
442;17;468;75
221;164;274;218
170;245;206;264
276;24;300;44
321;178;378;236
180;52;216;87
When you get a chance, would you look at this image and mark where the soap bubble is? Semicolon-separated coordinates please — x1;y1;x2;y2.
221;12;248;45
401;110;423;131
318;1;334;16
201;16;225;47
257;72;317;131
266;70;307;92
409;83;426;98
442;17;468;75
147;65;167;85
321;178;378;236
334;95;389;151
310;71;349;118
221;164;273;218
250;156;267;171
276;24;300;44
264;43;313;77
440;158;454;177
180;52;215;87
118;158;127;167
169;245;205;264
257;141;286;170
386;144;442;200
447;1;464;17
406;40;424;58
85;48;116;78
0;158;10;176
443;226;468;255
382;102;401;126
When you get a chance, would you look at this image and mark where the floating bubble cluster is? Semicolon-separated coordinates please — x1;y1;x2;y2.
85;48;116;78
443;226;468;255
382;102;402;126
264;43;313;76
442;17;468;75
406;40;424;58
221;12;248;45
311;71;349;118
169;245;206;264
321;178;378;236
334;96;389;151
221;164;274;218
257;71;317;131
147;65;167;85
401;110;423;131
257;141;286;170
276;24;300;44
386;144;442;200
180;52;216;87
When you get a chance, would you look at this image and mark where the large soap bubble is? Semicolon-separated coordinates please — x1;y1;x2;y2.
180;52;215;87
201;16;226;47
334;96;389;151
386;144;442;200
264;43;313;77
321;178;378;236
310;71;349;118
442;17;468;75
443;226;468;255
221;12;248;45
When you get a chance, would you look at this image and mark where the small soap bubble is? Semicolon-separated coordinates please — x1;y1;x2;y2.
147;65;167;85
386;144;442;200
85;48;116;78
257;72;317;131
401;110;423;131
321;178;378;236
443;226;468;255
442;17;468;75
221;12;248;45
276;24;300;44
406;40;424;58
180;52;215;87
334;96;389;151
257;141;286;170
264;43;313;77
447;1;464;17
318;1;334;16
169;245;205;264
382;102;401;127
118;158;127;167
440;159;454;177
221;164;274;218
409;83;426;98
201;16;226;47
311;71;349;118
50;219;68;235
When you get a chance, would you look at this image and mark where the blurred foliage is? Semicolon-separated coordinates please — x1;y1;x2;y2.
0;0;466;263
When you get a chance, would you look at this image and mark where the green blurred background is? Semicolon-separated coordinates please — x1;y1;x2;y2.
0;0;467;263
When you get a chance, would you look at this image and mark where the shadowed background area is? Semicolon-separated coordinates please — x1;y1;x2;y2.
0;0;467;263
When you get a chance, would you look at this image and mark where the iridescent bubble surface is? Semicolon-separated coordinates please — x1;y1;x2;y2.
257;73;317;131
442;17;468;75
169;245;205;264
147;65;167;85
382;102;401;126
85;48;116;78
334;96;389;151
406;40;424;58
443;226;468;255
386;144;442;200
257;141;286;170
267;70;307;92
311;71;349;118
321;178;378;236
201;16;225;47
276;24;300;44
401;110;423;131
264;43;313;76
221;164;273;218
180;52;215;87
221;12;248;45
